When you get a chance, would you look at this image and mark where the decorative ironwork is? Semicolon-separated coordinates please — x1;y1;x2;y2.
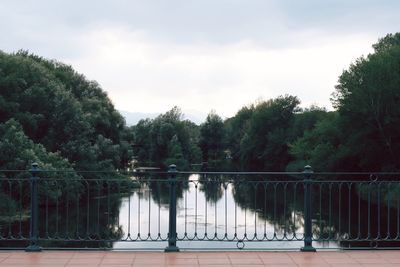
1;164;400;251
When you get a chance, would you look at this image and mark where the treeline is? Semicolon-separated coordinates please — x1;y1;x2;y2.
1;33;400;173
131;33;400;172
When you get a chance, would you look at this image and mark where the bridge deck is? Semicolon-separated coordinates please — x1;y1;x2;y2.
0;250;399;266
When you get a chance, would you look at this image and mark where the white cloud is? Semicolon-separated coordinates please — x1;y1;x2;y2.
1;0;397;120
64;26;374;118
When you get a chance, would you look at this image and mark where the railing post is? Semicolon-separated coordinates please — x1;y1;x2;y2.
25;163;42;252
165;164;180;252
301;165;316;252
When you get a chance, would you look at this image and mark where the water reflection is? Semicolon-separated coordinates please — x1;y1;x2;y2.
115;174;323;249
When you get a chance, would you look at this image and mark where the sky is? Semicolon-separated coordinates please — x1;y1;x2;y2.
1;0;399;121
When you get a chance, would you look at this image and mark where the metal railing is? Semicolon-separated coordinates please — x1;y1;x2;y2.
1;163;400;251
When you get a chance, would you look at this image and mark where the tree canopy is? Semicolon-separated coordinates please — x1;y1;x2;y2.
0;50;131;171
290;33;400;171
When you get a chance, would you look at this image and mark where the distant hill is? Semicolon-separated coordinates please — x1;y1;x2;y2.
120;110;206;126
119;111;159;126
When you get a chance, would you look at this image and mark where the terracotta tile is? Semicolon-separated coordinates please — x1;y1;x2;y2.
287;252;322;259
131;264;165;267
346;252;384;259
65;265;100;267
259;255;292;260
36;258;70;264
72;252;105;259
198;258;231;265
197;253;229;259
103;253;136;259
355;258;390;264
297;264;331;267
0;250;398;267
67;258;103;264
387;258;400;263
165;253;198;259
317;252;351;258
165;265;199;267
290;258;327;265
134;258;166;265
134;253;165;259
377;251;400;258
7;254;42;260
227;252;260;259
231;265;265;267
166;258;199;265
261;258;294;264
1;258;37;264
265;265;297;267
0;252;18;259
101;258;134;264
41;252;75;259
324;258;358;264
230;258;263;265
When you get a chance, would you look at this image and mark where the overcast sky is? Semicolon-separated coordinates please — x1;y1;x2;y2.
1;0;399;120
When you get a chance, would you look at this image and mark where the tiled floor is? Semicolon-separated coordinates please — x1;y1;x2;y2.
0;250;400;266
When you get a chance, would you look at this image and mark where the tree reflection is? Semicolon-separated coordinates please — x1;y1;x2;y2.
232;179;304;236
0;180;126;248
137;173;189;205
198;174;226;203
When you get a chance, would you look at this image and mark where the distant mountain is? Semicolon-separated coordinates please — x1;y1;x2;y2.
119;110;206;126
119;111;159;126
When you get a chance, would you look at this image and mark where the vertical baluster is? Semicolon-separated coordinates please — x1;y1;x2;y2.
301;165;316;252
8;180;12;238
148;181;151;240
387;182;391;239
338;183;342;239
18;180;23;239
195;182;198;239
225;182;228;240
348;183;352;239
26;163;42;252
273;183;277;239
377;182;381;239
165;164;179;252
254;182;257;240
86;180;90;240
319;183;322;240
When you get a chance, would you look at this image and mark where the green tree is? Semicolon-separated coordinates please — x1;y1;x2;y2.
229;95;300;171
224;106;254;170
0;50;131;171
131;107;201;170
199;111;226;169
287;112;346;171
332;33;400;171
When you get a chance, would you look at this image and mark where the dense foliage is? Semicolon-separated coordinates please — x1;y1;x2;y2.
131;107;201;170
0;50;131;171
290;33;400;171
